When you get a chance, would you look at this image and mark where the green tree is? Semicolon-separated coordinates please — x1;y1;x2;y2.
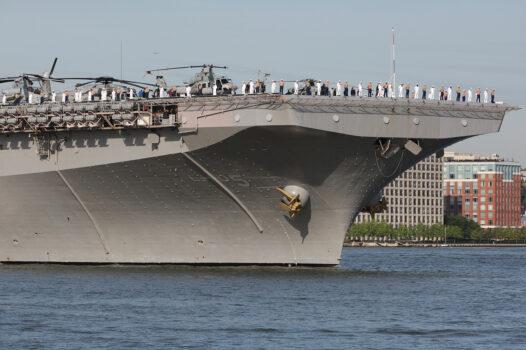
444;215;482;240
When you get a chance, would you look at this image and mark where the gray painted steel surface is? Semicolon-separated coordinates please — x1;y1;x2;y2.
0;95;517;264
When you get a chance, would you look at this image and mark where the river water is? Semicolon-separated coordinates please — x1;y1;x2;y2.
1;248;525;349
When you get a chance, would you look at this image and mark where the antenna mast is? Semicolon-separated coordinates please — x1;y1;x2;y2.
391;27;396;97
120;40;123;80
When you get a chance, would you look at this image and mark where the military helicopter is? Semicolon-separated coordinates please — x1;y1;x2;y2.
145;64;237;95
285;78;320;95
55;76;158;101
0;58;64;104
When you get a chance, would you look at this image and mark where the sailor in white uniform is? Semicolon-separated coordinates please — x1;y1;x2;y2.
87;90;92;102
160;87;165;98
316;81;322;96
249;80;254;94
447;86;452;101
467;89;473;102
271;81;277;94
129;88;134;100
51;91;57;103
388;83;393;98
78;91;82;102
186;85;192;97
212;83;217;96
483;89;489;103
429;86;435;100
358;82;363;97
241;82;246;95
413;84;420;99
101;89;107;101
62;92;67;103
28;93;33;104
294;81;299;95
336;81;342;96
398;83;404;98
2;94;6;105
111;90;116;101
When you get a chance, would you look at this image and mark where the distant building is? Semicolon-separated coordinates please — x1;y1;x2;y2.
522;169;526;226
444;155;522;228
355;154;443;227
443;151;502;162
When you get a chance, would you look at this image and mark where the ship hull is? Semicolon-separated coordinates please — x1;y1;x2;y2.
0;126;456;265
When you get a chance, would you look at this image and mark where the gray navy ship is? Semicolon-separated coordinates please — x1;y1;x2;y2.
0;62;518;265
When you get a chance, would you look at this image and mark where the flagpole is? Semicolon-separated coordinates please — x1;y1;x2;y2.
391;27;396;98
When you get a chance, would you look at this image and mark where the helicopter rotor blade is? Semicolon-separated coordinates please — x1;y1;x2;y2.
116;79;157;87
75;81;94;88
49;58;58;76
25;73;46;80
145;66;198;74
55;77;99;81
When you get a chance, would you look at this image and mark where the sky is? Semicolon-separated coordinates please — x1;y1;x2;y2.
1;0;525;165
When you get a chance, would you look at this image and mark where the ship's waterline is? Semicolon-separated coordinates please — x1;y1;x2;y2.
0;95;517;264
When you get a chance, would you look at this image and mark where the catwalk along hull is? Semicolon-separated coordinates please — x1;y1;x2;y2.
0;96;515;265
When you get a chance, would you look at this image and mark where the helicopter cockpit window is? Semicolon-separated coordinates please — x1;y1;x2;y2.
221;79;229;84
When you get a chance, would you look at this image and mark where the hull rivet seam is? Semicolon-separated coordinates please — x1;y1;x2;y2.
182;152;264;233
56;170;111;255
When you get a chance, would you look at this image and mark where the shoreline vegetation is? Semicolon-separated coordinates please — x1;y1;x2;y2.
346;215;526;247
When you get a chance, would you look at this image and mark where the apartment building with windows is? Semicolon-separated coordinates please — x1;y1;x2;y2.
355;154;443;227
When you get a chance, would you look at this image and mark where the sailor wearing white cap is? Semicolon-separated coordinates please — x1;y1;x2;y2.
241;82;246;95
294;81;299;95
336;81;342;96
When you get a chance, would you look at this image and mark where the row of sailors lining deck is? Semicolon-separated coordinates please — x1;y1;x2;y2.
1;81;499;106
